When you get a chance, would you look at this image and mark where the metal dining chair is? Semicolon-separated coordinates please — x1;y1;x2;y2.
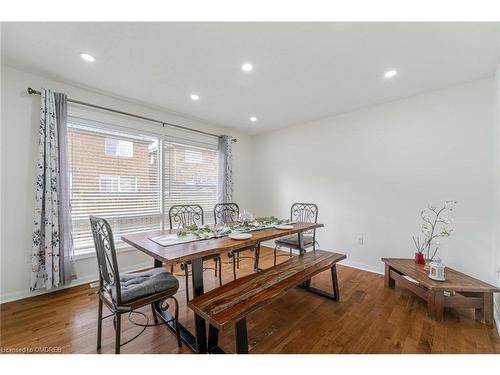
273;203;319;265
90;215;181;354
214;203;258;280
168;204;222;302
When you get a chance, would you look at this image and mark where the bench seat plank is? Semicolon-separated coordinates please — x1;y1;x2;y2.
188;250;346;329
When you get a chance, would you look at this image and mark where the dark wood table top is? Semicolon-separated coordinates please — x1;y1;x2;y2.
189;250;346;329
382;258;500;292
122;222;323;264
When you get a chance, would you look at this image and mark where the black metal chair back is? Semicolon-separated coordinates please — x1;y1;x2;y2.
291;203;319;238
214;203;240;224
168;204;204;229
90;215;122;306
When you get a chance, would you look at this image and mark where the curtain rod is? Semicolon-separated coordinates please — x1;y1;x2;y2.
26;87;237;142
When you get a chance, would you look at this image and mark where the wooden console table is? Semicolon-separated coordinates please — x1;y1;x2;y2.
382;258;499;325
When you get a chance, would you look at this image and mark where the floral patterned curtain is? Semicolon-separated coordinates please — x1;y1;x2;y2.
217;135;233;203
31;89;74;290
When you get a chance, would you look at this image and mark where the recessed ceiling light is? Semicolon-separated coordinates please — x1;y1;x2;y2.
250;116;257;122
190;94;200;101
384;69;398;79
241;63;253;72
80;53;96;62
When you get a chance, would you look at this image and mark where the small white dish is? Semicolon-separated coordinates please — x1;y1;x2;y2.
228;233;252;240
275;225;293;230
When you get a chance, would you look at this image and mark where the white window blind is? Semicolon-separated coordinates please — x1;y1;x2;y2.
164;139;219;224
68;120;161;254
67;112;221;255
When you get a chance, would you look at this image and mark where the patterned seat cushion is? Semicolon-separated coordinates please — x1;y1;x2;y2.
275;234;314;248
112;268;179;303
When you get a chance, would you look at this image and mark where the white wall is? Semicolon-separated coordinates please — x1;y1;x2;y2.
251;79;498;285
0;65;252;302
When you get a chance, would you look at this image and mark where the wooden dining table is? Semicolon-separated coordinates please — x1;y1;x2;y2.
121;221;323;353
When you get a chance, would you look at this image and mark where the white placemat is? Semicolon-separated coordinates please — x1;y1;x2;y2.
148;233;204;247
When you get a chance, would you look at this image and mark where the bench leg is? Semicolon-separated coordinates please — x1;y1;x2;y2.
299;264;340;301
331;264;340;301
208;324;219;351
235;318;248;354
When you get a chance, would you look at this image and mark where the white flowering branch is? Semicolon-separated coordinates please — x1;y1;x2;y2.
416;200;457;261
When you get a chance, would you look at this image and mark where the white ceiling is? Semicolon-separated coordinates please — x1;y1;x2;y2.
2;22;499;134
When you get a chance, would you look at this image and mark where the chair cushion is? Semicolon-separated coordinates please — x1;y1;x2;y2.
112;268;179;303
275;235;314;248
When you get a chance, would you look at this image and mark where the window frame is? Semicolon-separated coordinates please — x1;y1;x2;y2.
67;110;220;257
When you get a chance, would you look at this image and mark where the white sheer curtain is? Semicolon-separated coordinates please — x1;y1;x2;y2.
31;89;75;291
217;135;233;203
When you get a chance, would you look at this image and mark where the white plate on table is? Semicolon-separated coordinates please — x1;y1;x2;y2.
275;225;294;230
228;233;253;240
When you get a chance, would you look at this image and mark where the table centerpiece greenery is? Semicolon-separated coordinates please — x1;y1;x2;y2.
176;216;292;239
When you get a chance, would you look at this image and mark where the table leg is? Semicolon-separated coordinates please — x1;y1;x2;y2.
482;292;493;325
384;264;395;288
298;232;311;287
427;290;444;320
152;258;203;353
433;291;444;320
253;243;261;272
191;257;207;354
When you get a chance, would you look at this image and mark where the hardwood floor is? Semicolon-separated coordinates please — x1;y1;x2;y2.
1;247;499;354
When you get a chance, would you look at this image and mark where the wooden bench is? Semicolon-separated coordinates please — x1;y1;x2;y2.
382;258;500;324
188;250;346;353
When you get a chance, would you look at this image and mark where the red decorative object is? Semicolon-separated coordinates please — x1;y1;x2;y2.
415;252;425;265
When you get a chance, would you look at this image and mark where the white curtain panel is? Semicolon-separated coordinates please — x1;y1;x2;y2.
31;89;75;291
54;92;76;285
217;135;233;203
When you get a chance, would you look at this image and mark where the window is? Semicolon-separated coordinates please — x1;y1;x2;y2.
67;115;220;255
165;141;219;223
105;137;133;157
68;121;161;254
184;149;203;163
99;175;138;192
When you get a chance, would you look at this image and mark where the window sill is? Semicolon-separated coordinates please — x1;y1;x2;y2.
74;245;140;261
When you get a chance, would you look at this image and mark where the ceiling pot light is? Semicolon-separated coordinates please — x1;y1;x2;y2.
241;63;253;72
190;94;200;101
384;69;398;79
250;116;257;122
80;53;96;62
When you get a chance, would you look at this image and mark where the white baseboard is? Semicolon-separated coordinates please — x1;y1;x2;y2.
0;262;152;304
339;259;385;275
269;243;385;276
